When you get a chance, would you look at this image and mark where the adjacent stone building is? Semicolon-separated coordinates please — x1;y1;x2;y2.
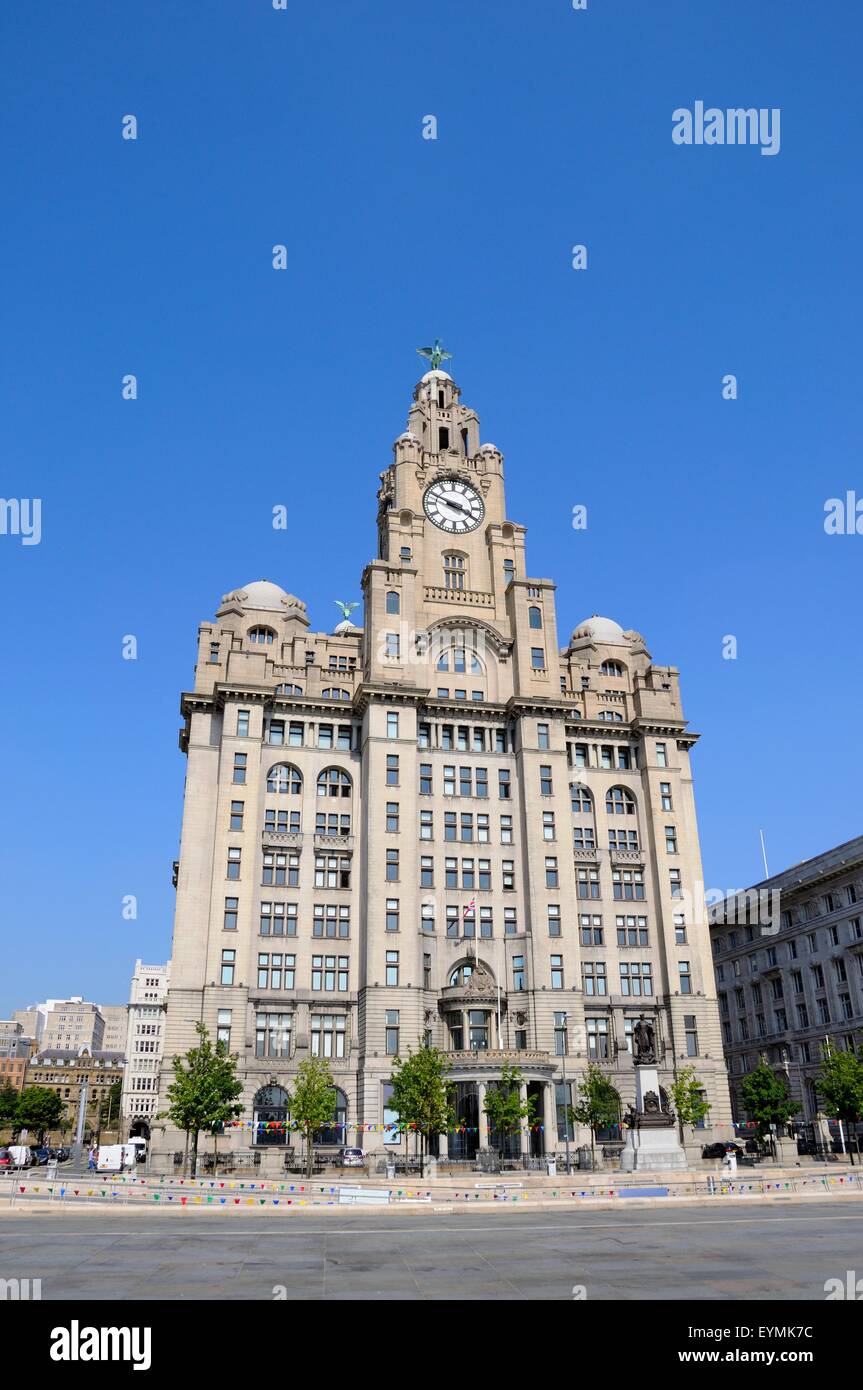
709;835;863;1123
152;363;732;1168
121;960;170;1134
0;1021;34;1093
25;1048;125;1135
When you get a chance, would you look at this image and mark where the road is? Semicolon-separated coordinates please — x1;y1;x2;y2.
3;1199;861;1299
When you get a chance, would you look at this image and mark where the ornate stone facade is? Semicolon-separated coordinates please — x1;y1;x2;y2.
151;365;731;1168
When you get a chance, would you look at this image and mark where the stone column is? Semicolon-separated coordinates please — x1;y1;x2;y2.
519;1081;529;1157
477;1082;488;1149
438;1131;448;1159
543;1081;557;1156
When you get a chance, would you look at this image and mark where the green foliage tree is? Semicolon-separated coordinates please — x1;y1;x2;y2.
482;1064;537;1159
15;1086;65;1144
817;1038;863;1164
388;1041;454;1177
739;1059;797;1139
98;1080;123;1137
669;1066;711;1145
571;1065;620;1170
159;1023;243;1177
0;1082;20;1134
288;1057;337;1179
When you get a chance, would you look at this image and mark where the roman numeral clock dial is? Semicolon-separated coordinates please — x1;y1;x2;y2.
423;479;485;533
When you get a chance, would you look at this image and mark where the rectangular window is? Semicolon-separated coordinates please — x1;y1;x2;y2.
387;712;399;739
587;1018;609;1060
229;800;244;830
669;870;682;899
419;763;432;795
232;753;247;784
542;811;555;841
578;868;601;900
223;897;238;931
443;765;456;796
548;904;561;937
318;723;334;749
226;847;242;880
385;848;399;881
236;709;250;737
665;826;678;854
288;721;303;747
660;782;673;811
386;802;400;833
386;951;399;987
420;855;434;888
582;962;606;996
268;720;285;746
573;743;588;768
512;955;525;991
220;950;236;986
386;899;399;933
385;1011;400;1056
311;1013;346;1058
311;904;349;939
500;814;513;843
255;1012;292;1059
475;767;488;798
420;809;433;840
386;754;399;786
678;961;692;995
504;907;518;935
539;764;553;795
263;850;300;886
550;955;564;990
499;769;511;800
537;722;550;749
580;914;603;945
385;633;400;660
502;860;515;891
444;811;457;842
545;856;559;888
421;904;435;934
674;913;687;944
656;742;668;767
531;648;545;669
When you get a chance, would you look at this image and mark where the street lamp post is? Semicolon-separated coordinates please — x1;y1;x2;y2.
561;1012;572;1175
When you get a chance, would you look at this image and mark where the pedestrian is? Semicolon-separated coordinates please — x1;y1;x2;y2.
87;1145;96;1172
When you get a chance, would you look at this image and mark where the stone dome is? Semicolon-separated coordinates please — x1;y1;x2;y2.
219;581;306;615
478;442;499;453
397;431;420;442
571;615;628;645
421;369;452;382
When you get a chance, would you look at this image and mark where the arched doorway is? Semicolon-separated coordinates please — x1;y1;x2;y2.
253;1085;290;1146
129;1119;150;1141
313;1087;348;1146
449;1082;479;1160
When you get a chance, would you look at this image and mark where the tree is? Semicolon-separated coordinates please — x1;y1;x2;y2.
739;1059;797;1139
669;1066;711;1145
0;1082;20;1134
571;1066;620;1171
15;1086;65;1144
482;1064;536;1160
288;1058;336;1179
98;1080;123;1138
817;1038;863;1164
159;1023;243;1177
388;1041;454;1177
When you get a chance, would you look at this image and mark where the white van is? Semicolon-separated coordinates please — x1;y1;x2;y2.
96;1144;136;1173
7;1145;33;1169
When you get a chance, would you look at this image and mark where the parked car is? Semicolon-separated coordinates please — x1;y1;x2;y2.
33;1146;52;1165
55;1146;71;1162
336;1147;365;1169
7;1145;36;1168
702;1142;744;1160
0;1147;11;1171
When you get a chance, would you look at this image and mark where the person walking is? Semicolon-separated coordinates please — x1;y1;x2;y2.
87;1144;96;1172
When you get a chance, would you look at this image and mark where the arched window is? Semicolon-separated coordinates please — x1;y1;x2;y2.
570;784;596;851
248;627;275;645
386;591;400;615
317;767;352;798
449;962;474;987
267;763;302;795
443;553;466;591
597;709;623;722
606;787;637;816
253;1084;290;1147
275;683;303;695
321;688;351;700
313;1086;347;1145
436;643;484;675
600;660;625;677
528;606;543;629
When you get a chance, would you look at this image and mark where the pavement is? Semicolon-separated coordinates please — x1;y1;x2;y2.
3;1199;862;1299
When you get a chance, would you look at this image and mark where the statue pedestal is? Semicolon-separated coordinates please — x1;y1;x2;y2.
619;1066;688;1173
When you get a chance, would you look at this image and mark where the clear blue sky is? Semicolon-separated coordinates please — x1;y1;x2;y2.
2;0;861;1014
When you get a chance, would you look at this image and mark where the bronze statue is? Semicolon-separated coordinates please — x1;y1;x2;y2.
633;1014;656;1064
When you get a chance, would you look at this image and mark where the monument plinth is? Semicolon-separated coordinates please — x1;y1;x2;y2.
619;1016;688;1173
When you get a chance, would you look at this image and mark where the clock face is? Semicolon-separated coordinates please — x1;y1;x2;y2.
423;478;485;534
